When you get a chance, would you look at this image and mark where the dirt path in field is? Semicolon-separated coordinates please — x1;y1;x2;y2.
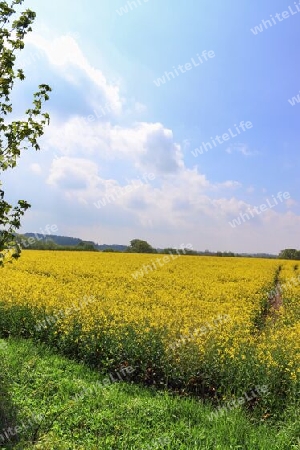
256;280;283;332
267;282;283;322
270;283;283;310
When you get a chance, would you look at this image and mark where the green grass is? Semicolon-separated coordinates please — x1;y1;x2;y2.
0;338;299;449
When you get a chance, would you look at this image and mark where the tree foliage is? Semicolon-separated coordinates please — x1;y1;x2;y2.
279;248;300;260
126;239;156;254
0;0;51;266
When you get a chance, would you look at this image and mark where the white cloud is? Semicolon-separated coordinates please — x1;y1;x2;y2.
25;33;123;115
215;180;241;190
43;117;184;175
226;143;258;156
30;163;42;174
45;153;247;233
47;157;99;192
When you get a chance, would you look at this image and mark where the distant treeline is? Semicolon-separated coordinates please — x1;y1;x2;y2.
18;234;98;251
17;234;278;258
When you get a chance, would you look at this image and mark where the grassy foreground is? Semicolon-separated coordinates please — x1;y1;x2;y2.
0;338;299;450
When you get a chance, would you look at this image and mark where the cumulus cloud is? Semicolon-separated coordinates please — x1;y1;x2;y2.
45;153;247;233
43;117;184;175
47;157;99;191
140;126;183;174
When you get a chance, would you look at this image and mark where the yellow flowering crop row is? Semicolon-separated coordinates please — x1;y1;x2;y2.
0;251;277;337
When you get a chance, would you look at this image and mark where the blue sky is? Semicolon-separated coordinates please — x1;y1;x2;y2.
2;0;300;252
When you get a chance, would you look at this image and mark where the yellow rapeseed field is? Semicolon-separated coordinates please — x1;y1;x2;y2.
0;250;299;405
